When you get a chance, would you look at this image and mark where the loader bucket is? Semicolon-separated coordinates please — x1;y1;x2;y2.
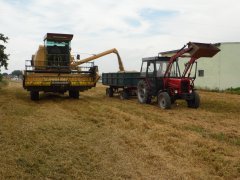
188;42;220;58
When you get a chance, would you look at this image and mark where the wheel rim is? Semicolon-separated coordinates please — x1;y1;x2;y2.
159;96;166;108
138;85;146;99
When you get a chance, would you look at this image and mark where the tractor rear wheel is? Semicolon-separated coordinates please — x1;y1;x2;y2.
137;80;151;104
187;91;200;108
69;90;79;99
30;91;39;101
158;92;171;109
106;87;114;97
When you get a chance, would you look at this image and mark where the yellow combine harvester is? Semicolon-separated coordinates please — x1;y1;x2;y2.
23;33;124;100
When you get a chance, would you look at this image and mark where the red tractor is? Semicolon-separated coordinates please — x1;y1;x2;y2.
137;42;220;109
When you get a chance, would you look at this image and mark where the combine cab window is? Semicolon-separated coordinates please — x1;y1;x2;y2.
46;40;70;47
45;40;70;68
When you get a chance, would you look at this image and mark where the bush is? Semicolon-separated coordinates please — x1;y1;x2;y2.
226;87;240;95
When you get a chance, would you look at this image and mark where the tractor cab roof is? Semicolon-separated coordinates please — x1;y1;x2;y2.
44;33;73;42
142;56;171;62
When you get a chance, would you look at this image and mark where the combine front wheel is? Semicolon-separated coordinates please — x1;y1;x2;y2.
30;91;39;101
69;90;79;99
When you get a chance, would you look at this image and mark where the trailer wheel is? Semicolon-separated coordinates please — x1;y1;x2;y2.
187;91;200;108
106;87;113;97
120;90;129;100
69;90;79;99
30;91;39;101
137;80;151;104
158;92;171;109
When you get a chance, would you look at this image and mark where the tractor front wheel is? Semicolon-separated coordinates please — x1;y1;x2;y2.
158;92;171;109
187;91;200;108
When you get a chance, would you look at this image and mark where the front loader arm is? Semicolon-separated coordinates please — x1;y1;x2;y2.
164;42;220;78
164;45;192;77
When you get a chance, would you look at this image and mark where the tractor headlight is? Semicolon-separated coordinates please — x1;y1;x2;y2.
189;89;192;93
174;90;178;94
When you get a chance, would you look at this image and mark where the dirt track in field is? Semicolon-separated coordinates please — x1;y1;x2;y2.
0;81;240;179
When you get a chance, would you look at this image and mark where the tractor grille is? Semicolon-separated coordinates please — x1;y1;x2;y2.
181;81;189;93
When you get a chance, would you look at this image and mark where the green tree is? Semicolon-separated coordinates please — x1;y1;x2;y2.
11;70;22;78
0;33;9;70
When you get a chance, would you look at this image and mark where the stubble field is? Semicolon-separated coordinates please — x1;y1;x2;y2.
0;81;240;179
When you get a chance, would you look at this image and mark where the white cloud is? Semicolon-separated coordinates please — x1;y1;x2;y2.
0;0;240;73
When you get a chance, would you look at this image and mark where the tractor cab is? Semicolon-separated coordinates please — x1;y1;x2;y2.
140;56;194;78
140;56;171;78
140;56;178;97
44;33;73;68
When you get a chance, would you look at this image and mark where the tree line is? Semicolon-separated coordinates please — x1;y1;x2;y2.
0;33;9;81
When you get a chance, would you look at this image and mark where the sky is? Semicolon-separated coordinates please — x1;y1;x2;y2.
0;0;240;73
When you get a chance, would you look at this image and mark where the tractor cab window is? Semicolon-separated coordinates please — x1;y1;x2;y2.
160;61;180;78
147;62;155;76
156;61;168;77
140;61;148;76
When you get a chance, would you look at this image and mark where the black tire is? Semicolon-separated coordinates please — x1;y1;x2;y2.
137;80;151;104
187;91;200;108
158;92;171;109
69;90;79;99
106;87;113;97
30;91;39;101
120;90;129;100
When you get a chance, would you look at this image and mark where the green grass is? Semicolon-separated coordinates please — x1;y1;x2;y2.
226;87;240;95
185;125;240;146
0;79;8;88
196;87;240;95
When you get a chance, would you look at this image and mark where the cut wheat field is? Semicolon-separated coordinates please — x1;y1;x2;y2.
0;81;240;179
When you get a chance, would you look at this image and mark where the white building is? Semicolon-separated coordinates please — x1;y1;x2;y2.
194;42;240;90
